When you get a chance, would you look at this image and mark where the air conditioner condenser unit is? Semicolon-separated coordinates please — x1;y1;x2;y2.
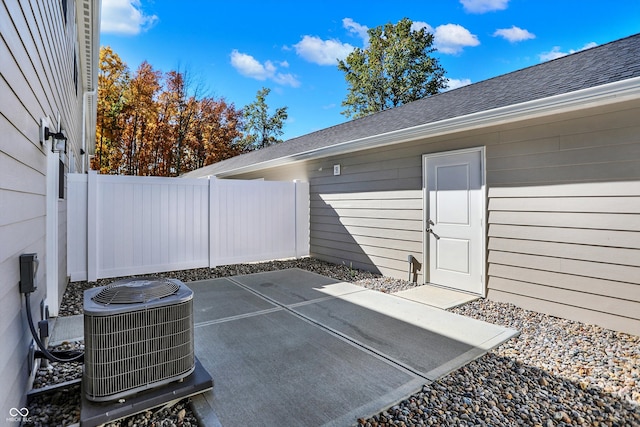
83;277;195;402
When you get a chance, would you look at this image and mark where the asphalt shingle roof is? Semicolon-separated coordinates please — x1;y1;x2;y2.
184;33;640;178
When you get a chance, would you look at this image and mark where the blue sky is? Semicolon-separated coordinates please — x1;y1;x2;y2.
100;0;640;141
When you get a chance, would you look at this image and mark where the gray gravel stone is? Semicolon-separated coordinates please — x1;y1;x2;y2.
359;299;640;426
58;258;393;316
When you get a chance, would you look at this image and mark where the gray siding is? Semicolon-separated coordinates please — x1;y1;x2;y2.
0;0;84;414
484;104;640;336
487;182;640;336
305;149;422;277
311;190;423;278
232;99;640;335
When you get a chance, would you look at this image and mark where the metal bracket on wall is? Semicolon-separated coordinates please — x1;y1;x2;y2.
28;341;35;376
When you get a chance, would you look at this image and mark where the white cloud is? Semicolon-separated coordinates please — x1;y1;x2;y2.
412;22;479;54
343;18;369;45
294;35;355;66
493;26;535;43
101;0;158;35
445;78;472;90
411;21;433;33
230;50;271;80
272;73;301;87
460;0;509;13
432;24;480;54
539;41;598;62
230;50;300;87
539;47;565;62
581;42;598;50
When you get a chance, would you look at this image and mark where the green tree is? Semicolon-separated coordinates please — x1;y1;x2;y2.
241;87;288;150
338;18;447;119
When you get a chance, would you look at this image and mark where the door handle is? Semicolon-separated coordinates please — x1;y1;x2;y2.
426;225;440;240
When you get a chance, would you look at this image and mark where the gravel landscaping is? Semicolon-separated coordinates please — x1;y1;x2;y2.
26;258;639;426
359;300;640;427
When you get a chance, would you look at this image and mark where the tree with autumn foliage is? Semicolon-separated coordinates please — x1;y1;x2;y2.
95;46;130;174
92;46;245;176
122;61;161;175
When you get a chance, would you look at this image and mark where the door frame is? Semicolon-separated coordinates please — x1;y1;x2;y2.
46;142;60;316
421;146;487;296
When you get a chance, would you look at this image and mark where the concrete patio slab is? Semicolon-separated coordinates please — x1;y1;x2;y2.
294;286;515;381
194;309;425;427
294;295;474;379
188;277;278;325
230;268;364;305
395;284;479;309
191;269;517;425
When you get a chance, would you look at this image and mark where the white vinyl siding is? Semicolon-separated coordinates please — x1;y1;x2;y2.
0;0;84;415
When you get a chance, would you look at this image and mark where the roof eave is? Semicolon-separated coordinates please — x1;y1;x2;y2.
215;76;640;178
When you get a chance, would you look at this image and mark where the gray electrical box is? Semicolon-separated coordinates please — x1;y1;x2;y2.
19;253;39;294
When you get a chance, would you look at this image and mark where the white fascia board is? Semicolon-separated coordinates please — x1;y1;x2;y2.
216;77;640;178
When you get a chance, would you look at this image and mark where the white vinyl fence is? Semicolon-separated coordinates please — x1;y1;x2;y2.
68;171;309;281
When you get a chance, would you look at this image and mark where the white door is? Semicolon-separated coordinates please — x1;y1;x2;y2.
423;148;485;295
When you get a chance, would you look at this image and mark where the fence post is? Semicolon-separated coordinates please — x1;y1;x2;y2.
294;180;310;258
87;170;98;282
208;176;218;268
293;180;298;258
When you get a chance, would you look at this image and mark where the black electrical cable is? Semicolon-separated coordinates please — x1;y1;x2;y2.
25;293;84;363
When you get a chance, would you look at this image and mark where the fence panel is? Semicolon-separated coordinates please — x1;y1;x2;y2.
210;179;301;266
68;172;309;281
95;174;210;280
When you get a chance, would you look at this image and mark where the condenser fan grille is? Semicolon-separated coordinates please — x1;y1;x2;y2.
92;278;180;304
